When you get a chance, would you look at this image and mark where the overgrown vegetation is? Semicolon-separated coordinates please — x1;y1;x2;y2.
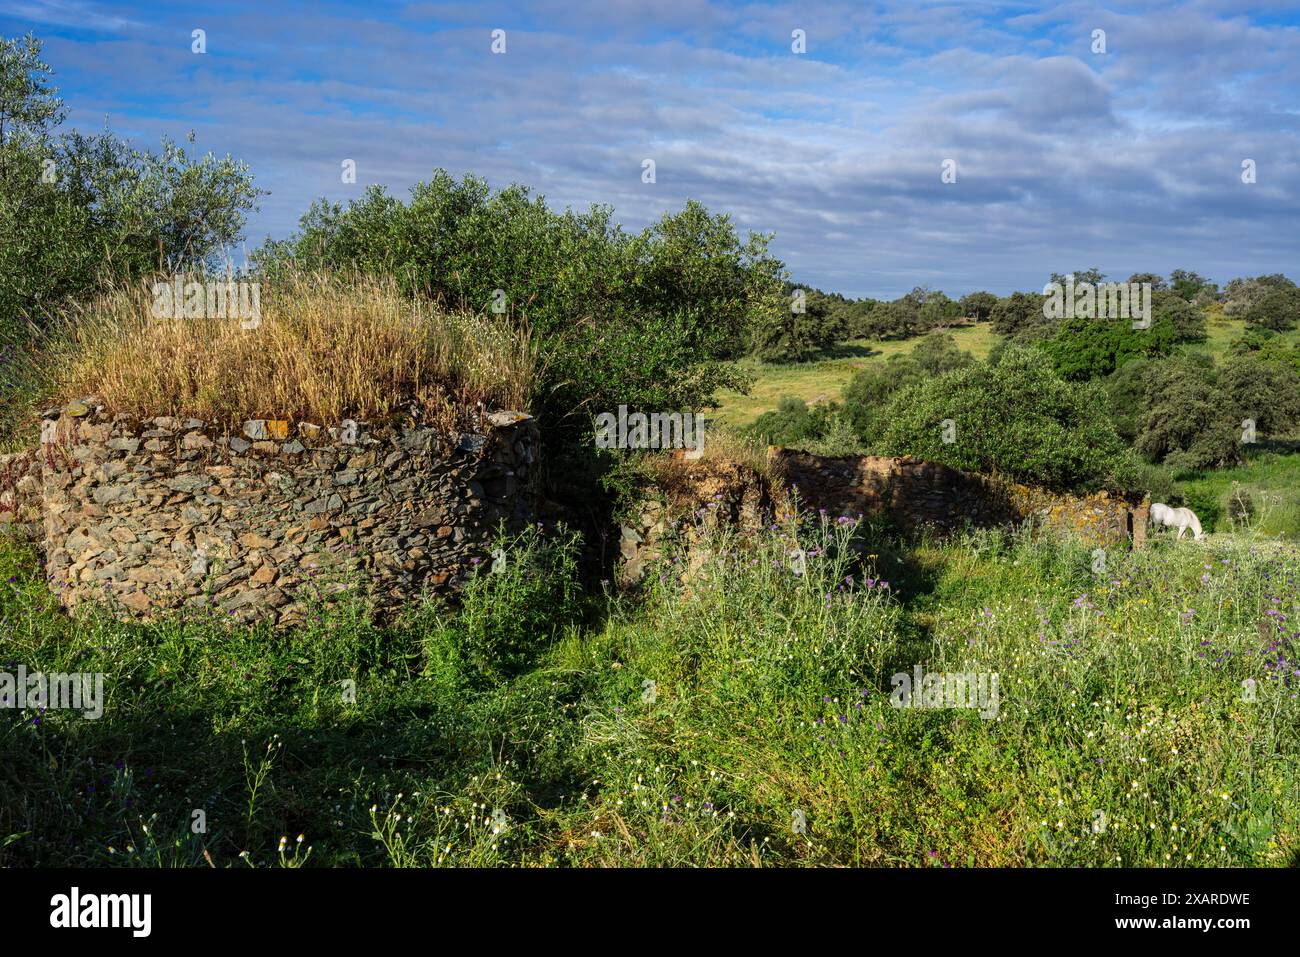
253;174;785;447
44;270;535;432
2;29;1298;874
737;267;1300;502
4;518;1297;867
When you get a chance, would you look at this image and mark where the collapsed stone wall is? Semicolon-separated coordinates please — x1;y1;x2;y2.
770;449;1017;531
618;448;1149;584
34;400;538;626
0;449;44;543
770;449;1148;547
618;457;778;584
10;409;1149;614
1003;481;1149;549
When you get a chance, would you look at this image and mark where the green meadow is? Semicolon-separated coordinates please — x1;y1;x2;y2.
3;518;1297;868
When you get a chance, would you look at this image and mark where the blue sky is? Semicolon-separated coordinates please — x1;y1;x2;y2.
4;0;1299;298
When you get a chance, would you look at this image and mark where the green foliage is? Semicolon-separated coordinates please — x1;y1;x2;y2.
1152;290;1207;342
1125;271;1168;291
434;525;583;682
256;173;780;447
1244;285;1300;332
804;410;864;456
1174;448;1300;538
909;330;975;376
751;286;831;362
989;291;1049;339
1051;268;1107;289
1131;458;1178;505
843;288;964;342
1133;356;1239;472
958;291;998;321
841;357;921;443
0;35;262;320
1217;352;1300;437
748;396;841;448
1113;350;1298;475
875;346;1135;491
0;33;262;442
777;285;862;352
861;299;919;339
5;514;1299;868
1223;274;1295;318
1043;315;1175;381
1169;269;1216;302
1103;357;1154;444
917;289;961;328
837;332;973;445
1227;329;1300;377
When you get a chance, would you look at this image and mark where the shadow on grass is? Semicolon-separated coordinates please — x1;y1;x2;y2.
0;659;596;867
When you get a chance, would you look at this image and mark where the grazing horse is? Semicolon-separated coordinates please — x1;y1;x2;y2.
1149;503;1204;541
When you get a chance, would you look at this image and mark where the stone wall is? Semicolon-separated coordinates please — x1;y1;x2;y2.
1003;482;1149;550
618;449;1149;584
34;400;538;626
618;457;778;585
770;449;1017;531
770;449;1148;547
0;449;44;543
12;408;1150;615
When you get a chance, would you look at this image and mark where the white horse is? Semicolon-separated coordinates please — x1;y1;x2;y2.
1149;503;1204;541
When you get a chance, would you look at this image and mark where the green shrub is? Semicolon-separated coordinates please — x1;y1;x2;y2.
1227;330;1300;377
747;396;846;449
1134;356;1239;471
804;411;865;456
1176;484;1223;530
1043;316;1175;381
840;335;973;444
1104;357;1155;443
1223;484;1257;530
1152;291;1207;342
1217;352;1300;438
254;174;783;452
1244;285;1300;332
875;346;1135;491
989;291;1049;339
1131;459;1178;504
435;525;583;682
910;331;975;376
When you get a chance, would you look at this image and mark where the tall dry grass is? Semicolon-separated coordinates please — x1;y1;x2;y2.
48;270;535;429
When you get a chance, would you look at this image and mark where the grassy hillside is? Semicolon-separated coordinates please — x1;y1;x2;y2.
714;323;998;428
714;315;1300;429
1176;443;1300;538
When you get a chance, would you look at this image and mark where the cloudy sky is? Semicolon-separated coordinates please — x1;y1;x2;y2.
4;0;1298;298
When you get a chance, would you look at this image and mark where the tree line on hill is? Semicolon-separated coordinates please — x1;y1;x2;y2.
771;268;1300;365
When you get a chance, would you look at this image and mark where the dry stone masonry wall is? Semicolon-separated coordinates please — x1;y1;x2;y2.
769;449;1148;547
7;415;1150;617
32;400;539;626
618;448;1149;585
0;449;44;543
618;457;778;585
